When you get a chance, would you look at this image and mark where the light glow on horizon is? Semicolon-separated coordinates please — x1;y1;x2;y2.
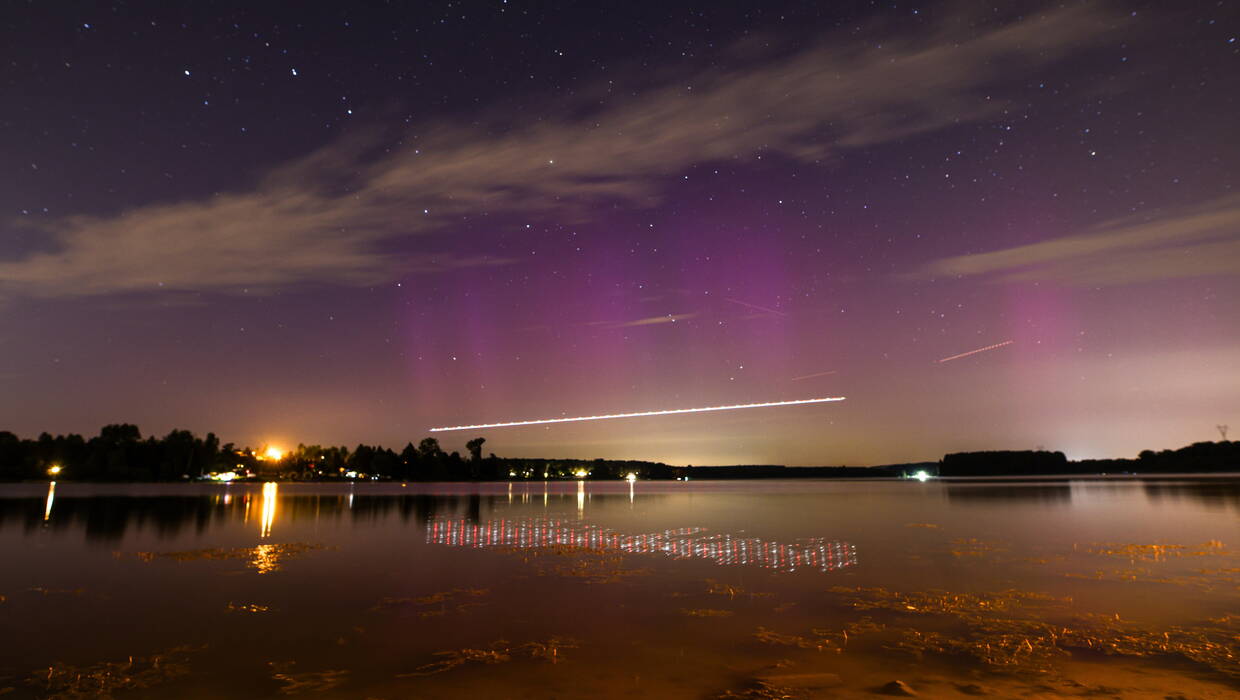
430;396;846;432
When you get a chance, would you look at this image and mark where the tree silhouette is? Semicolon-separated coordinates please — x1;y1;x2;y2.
0;425;682;482
464;438;486;478
417;437;442;458
466;437;486;462
417;438;446;479
399;442;419;480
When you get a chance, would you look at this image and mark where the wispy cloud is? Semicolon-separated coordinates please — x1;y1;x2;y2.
1;5;1116;299
925;196;1240;285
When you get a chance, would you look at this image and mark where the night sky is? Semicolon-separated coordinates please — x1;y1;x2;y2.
3;2;1238;466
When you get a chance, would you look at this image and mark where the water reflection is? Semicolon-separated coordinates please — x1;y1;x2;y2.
252;543;279;573
1144;480;1240;512
259;482;278;538
4;479;1237;546
134;541;323;575
427;517;857;573
944;483;1073;505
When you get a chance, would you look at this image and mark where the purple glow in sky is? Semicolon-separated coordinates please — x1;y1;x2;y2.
1;2;1238;465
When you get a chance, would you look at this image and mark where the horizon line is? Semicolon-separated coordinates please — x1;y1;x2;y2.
429;396;847;432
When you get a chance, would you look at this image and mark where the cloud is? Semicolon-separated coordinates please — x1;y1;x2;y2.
925;196;1240;285
1;5;1117;299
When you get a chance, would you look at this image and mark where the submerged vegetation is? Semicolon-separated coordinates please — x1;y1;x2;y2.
4;476;1238;698
6;531;1239;698
397;637;578;677
267;663;349;695
130;543;326;574
495;544;653;584
26;646;201;700
819;585;1240;680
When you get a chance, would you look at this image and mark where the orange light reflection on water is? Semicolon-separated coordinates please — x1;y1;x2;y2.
259;482;278;538
44;481;55;521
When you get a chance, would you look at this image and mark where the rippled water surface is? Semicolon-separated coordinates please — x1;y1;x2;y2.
1;478;1238;698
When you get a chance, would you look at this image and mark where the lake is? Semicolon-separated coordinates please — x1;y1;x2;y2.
1;478;1238;698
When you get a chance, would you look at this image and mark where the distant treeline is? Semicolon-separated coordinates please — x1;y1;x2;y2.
0;425;673;482
939;450;1069;477
673;464;929;479
3;425;1237;482
939;442;1240;477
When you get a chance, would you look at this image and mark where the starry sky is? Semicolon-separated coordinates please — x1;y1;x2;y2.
2;1;1238;466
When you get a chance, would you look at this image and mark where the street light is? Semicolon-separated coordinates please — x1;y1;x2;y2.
47;465;62;477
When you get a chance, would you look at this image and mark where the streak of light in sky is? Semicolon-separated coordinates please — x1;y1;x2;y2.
790;370;838;381
722;298;790;317
936;340;1015;364
430;397;846;432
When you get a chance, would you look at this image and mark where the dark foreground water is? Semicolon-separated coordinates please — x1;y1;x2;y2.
1;478;1238;699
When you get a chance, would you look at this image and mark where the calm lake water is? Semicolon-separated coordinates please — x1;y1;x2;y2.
1;478;1238;698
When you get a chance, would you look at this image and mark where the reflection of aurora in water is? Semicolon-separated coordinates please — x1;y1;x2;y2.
427;518;857;573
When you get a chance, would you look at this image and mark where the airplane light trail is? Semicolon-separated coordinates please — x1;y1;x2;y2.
937;340;1015;364
430;396;846;432
790;370;838;381
723;298;790;317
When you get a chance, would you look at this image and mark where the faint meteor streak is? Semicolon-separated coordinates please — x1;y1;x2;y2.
790;370;838;381
723;298;789;317
936;340;1014;364
430;396;846;432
